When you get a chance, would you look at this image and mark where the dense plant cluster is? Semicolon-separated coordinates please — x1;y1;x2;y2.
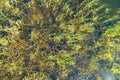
0;0;120;80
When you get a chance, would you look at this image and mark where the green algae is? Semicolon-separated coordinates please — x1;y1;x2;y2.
0;0;120;80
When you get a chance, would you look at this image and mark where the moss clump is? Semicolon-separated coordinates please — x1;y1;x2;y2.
0;0;120;79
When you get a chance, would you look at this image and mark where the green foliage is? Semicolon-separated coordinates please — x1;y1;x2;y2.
0;0;120;79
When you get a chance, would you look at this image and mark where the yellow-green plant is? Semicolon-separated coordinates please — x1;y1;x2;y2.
0;0;120;80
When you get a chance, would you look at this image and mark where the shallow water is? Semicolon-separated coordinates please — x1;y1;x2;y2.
98;69;116;80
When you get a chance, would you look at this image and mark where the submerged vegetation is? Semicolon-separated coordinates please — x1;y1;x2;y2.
0;0;120;79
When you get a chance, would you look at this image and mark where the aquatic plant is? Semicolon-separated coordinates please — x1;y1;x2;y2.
0;0;120;79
